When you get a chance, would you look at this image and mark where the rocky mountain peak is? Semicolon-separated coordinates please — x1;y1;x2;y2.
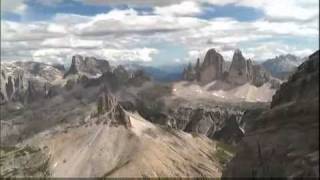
199;48;225;84
271;50;319;108
113;65;130;83
223;50;319;178
234;48;242;55
182;62;197;81
64;55;111;78
183;48;277;88
262;54;304;80
227;49;253;85
95;88;131;128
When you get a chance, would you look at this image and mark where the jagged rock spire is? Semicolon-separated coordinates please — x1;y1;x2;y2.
227;49;253;85
199;48;225;84
64;55;111;78
96;88;131;128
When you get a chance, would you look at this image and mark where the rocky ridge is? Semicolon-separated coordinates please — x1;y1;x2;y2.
262;54;305;80
64;55;111;78
0;61;64;104
183;49;281;88
222;50;319;178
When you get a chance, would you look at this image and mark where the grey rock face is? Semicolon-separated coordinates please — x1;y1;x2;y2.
195;58;201;80
199;49;225;84
223;50;319;178
141;103;245;145
113;65;130;83
227;50;253;85
262;54;305;80
182;63;197;81
271;50;319;108
64;55;111;78
5;76;14;100
183;49;278;88
24;80;39;103
96;90;131;128
127;69;151;87
251;65;271;87
0;61;64;104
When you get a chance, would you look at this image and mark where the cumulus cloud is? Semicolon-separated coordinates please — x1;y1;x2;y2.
154;1;202;16
74;0;319;23
1;0;27;15
70;9;206;37
30;47;158;64
1;1;318;64
1;21;66;42
75;0;186;7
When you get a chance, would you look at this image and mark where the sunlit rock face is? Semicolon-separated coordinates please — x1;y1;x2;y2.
199;49;225;84
183;49;278;89
227;49;253;85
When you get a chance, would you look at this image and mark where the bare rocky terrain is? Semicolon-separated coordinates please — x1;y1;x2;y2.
0;49;318;178
0;54;235;178
223;50;319;178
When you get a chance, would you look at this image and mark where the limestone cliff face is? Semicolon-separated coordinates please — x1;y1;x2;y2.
199;49;225;84
95;89;131;128
251;65;271;87
0;62;63;104
182;63;197;81
183;49;277;88
227;50;253;85
64;55;111;78
271;51;319;108
169;105;244;145
222;50;319;178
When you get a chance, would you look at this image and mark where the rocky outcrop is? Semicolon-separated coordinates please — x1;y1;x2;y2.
251;65;271;87
127;69;151;87
182;63;197;81
64;55;111;78
24;80;40;103
5;76;14;100
1;73;25;103
227;50;253;85
223;50;319;178
262;54;305;80
169;105;244;145
183;49;278;88
271;50;319;108
95;89;131;128
0;61;64;104
136;96;246;145
200;49;225;84
113;65;130;83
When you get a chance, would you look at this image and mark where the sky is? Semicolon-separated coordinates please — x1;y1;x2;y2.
1;0;319;66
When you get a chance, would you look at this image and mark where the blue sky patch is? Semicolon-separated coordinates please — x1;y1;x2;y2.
198;3;264;21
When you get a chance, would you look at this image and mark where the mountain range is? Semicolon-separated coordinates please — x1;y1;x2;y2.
261;54;306;80
0;49;318;178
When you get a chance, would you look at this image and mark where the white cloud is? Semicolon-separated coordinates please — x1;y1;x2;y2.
99;48;158;62
74;0;319;23
41;37;103;49
1;21;65;42
245;42;315;60
154;1;202;16
1;1;318;64
1;0;27;15
30;47;158;64
70;9;206;36
75;0;185;7
219;0;319;23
